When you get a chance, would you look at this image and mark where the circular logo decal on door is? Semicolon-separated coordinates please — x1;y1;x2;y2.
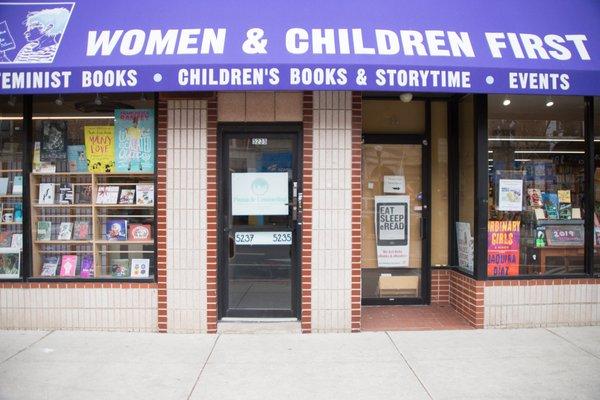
251;178;269;195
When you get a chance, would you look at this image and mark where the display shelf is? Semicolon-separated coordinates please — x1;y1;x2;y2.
34;240;92;245
0;195;22;199
537;219;585;226
95;240;154;245
32;204;92;208
0;222;22;226
95;204;154;209
0;169;24;173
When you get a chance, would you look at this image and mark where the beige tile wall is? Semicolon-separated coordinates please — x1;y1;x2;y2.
0;288;157;331
166;100;208;333
311;91;353;332
218;92;303;121
484;285;600;328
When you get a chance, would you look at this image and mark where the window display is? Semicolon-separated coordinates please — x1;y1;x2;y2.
0;96;24;280
595;97;600;274
457;95;475;274
488;95;586;277
31;94;156;280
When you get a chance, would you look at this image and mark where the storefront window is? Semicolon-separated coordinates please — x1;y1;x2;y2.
488;95;586;277
31;94;156;280
595;98;600;274
0;96;24;280
456;95;475;275
431;101;448;266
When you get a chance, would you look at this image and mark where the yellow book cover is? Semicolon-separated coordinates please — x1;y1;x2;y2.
557;190;571;204
84;126;115;172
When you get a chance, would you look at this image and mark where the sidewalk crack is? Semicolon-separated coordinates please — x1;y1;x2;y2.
186;334;221;400
545;328;600;361
385;331;434;400
1;330;55;365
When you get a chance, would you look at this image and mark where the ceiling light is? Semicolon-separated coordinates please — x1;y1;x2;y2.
7;96;16;107
94;93;102;106
545;96;554;107
55;95;64;106
399;93;413;103
502;96;511;106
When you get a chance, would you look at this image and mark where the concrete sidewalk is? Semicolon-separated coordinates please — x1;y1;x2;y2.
0;327;599;400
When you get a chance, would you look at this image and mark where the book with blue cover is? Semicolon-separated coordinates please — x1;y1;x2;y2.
114;109;154;172
67;145;88;172
542;192;559;219
105;219;127;241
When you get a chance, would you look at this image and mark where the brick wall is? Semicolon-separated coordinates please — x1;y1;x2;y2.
350;92;362;332
310;91;353;332
484;278;600;328
431;269;451;304
205;98;218;333
165;100;209;333
301;92;313;333
450;272;484;328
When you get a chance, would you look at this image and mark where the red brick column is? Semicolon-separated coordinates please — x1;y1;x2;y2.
351;92;362;332
156;99;168;332
301;91;313;333
431;269;451;304
206;98;219;333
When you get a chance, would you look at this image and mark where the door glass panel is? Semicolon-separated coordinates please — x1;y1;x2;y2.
361;144;424;299
226;136;294;313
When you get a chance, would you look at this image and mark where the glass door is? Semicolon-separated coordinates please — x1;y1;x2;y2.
361;139;430;304
219;127;300;318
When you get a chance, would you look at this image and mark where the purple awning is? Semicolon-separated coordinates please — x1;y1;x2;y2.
0;0;599;95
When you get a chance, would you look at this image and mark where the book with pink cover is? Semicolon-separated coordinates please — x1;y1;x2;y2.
59;255;77;277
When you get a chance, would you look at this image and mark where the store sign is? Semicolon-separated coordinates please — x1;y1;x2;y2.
234;231;292;245
545;224;585;246
375;195;409;267
231;172;288;216
487;220;520;277
0;1;599;95
383;176;405;194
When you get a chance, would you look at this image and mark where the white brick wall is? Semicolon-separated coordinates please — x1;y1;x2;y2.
311;91;353;332
166;100;208;333
484;285;600;328
0;288;157;331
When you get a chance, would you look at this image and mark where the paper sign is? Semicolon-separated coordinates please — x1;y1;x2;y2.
84;126;115;172
114;109;155;172
234;231;292;245
383;176;405;194
231;172;288;216
498;179;523;211
374;195;409;267
487;220;520;276
456;222;474;273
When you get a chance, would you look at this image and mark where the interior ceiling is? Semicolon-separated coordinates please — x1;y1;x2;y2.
488;94;585;121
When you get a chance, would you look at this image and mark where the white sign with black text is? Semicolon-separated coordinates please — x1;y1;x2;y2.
374;195;410;267
383;175;406;194
234;231;292;245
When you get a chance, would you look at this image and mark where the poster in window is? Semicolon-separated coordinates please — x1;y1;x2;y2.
40;121;67;161
497;179;523;212
84;126;115;172
114;109;155;173
374;195;409;267
456;222;474;273
231;172;288;216
487;220;520;276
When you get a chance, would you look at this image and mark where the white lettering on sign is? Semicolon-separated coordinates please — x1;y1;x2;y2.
234;231;292;245
251;138;268;145
485;33;590;61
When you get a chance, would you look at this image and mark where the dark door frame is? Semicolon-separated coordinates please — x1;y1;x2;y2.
217;123;303;319
360;132;432;305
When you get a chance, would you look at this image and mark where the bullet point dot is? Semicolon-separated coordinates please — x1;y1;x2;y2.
153;73;163;83
486;76;495;85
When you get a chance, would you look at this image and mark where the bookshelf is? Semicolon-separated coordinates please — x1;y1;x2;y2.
0;155;24;279
30;172;155;279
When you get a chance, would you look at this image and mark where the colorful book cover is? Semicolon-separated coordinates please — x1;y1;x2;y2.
11;175;22;195
41;256;59;277
0;249;20;278
114;109;155;172
73;221;91;240
75;184;92;204
37;221;52;241
542;192;559;219
67;145;88;172
110;258;130;277
10;233;22;249
84;126;115;172
118;188;135;204
559;203;572;220
13;202;22;223
59;255;77;277
38;183;55;204
80;254;94;278
128;224;152;241
557;190;571;204
130;258;150;278
0;231;12;247
526;188;543;207
105;219;127;241
57;222;73;240
58;183;74;204
40;121;68;161
96;186;119;204
135;184;154;205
